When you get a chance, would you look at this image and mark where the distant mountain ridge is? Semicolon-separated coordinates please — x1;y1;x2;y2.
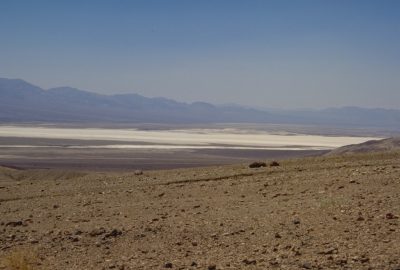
1;78;400;129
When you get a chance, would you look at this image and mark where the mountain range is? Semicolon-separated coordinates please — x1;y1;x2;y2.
1;78;399;131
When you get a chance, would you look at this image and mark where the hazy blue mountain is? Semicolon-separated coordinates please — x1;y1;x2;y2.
0;78;399;130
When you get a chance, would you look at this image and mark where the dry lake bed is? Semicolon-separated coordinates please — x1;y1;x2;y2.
0;125;380;170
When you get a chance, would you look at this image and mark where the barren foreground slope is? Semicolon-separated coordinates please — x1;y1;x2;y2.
0;152;399;269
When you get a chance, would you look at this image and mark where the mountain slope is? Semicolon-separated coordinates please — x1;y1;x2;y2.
328;137;400;155
0;78;273;123
1;78;400;128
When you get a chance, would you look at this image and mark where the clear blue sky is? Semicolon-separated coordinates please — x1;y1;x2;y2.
1;0;399;109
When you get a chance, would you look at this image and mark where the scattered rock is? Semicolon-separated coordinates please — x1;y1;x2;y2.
1;148;399;270
104;229;122;238
242;259;256;265
335;258;348;266
30;239;39;244
5;221;24;227
386;213;399;219
357;216;365;221
164;262;173;268
360;257;370;263
318;247;337;255
69;236;80;242
249;161;266;168
134;170;143;175
293;217;301;225
89;228;106;237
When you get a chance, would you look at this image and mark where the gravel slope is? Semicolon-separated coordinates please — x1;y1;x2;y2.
328;137;400;155
1;151;399;270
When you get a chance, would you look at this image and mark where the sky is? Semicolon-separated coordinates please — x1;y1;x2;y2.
1;0;399;109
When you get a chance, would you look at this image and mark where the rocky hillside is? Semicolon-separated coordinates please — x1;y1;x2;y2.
1;151;399;269
328;137;400;155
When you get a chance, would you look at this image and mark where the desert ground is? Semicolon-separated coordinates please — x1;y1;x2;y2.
0;135;327;171
0;125;379;171
1;151;399;269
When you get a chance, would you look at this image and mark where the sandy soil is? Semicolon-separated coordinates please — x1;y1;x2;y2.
0;151;399;269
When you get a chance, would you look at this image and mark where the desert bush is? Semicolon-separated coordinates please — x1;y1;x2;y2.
249;161;266;168
269;161;280;166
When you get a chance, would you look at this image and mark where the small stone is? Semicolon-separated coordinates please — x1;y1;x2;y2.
386;213;398;219
301;262;312;269
293;218;301;225
5;221;24;227
336;258;347;265
208;265;216;270
242;259;256;265
318;247;337;255
89;228;106;237
134;170;143;175
269;258;279;265
69;236;80;242
164;262;173;268
104;229;122;238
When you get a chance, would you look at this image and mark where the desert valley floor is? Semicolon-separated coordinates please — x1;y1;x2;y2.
0;151;399;269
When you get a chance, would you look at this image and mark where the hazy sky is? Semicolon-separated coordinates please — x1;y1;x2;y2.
1;0;399;109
